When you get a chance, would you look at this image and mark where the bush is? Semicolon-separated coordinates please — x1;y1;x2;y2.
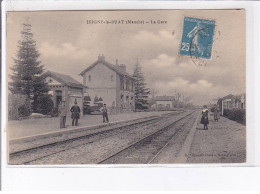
223;108;246;125
18;103;31;117
90;105;102;113
35;94;54;115
83;105;92;115
8;94;29;120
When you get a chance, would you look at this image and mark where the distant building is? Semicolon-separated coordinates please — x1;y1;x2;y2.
208;98;219;110
217;93;246;115
153;96;175;111
42;71;84;115
79;55;136;112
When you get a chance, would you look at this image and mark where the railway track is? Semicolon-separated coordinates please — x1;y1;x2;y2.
9;111;187;164
10;111;180;153
97;111;197;164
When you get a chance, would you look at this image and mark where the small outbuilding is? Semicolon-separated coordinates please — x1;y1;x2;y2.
217;93;246;115
154;96;175;111
42;71;84;115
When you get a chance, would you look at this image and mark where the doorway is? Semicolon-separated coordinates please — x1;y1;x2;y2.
55;90;62;108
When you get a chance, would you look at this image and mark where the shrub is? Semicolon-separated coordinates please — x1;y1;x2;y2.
18;103;31;117
83;105;92;115
223;108;246;125
90;105;101;112
8;94;29;120
35;94;54;115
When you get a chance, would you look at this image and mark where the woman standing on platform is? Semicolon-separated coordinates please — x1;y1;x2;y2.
214;106;220;122
201;105;209;130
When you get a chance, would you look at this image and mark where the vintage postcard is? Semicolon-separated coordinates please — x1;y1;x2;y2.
6;10;246;165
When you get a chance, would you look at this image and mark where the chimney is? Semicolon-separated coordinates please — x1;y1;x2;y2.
98;54;105;61
119;64;126;72
115;59;119;66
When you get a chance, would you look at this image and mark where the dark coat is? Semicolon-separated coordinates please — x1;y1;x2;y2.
70;105;81;119
201;110;209;125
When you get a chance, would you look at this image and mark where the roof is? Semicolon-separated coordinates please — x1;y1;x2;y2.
79;59;135;79
218;94;234;101
154;96;175;101
42;71;84;89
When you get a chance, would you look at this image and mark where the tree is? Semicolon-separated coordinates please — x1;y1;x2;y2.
9;23;49;112
175;92;182;101
94;96;99;102
133;61;150;110
150;88;158;99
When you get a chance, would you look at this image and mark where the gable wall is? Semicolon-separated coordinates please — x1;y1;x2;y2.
45;76;62;85
82;63;117;109
83;62;117;89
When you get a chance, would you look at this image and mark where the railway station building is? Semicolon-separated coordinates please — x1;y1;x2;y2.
79;55;136;113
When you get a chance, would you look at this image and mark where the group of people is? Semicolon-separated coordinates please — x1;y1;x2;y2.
59;102;220;130
58;101;109;129
200;105;220;130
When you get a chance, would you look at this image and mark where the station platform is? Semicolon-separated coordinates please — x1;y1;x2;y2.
8;111;175;140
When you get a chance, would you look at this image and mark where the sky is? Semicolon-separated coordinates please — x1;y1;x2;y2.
6;10;246;105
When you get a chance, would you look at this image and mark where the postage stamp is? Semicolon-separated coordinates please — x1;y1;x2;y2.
180;17;215;59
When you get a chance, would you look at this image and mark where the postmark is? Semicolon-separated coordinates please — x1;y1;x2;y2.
180;17;215;60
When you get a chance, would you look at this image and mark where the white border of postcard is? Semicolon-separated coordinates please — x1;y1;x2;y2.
1;0;260;190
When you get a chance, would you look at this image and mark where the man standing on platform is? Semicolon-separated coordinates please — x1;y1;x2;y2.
58;101;67;128
100;104;109;123
70;100;81;126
